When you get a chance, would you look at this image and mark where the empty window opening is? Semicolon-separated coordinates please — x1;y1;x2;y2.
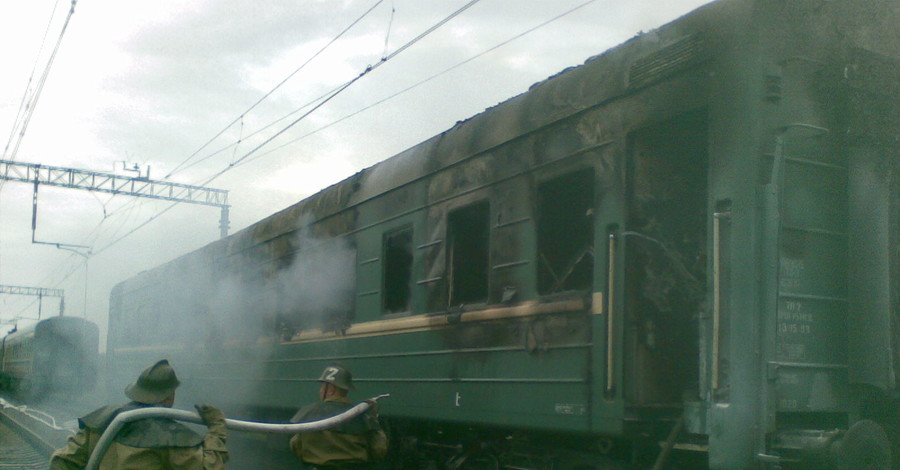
537;169;595;295
383;227;413;314
448;201;490;305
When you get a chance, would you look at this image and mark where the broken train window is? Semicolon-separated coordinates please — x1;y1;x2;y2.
448;201;490;306
383;226;413;314
536;169;595;295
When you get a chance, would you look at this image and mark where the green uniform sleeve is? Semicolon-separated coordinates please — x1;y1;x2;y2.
289;433;304;461
201;423;229;469
368;429;388;461
365;410;388;461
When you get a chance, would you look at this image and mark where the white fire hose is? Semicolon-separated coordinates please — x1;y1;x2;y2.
86;394;389;470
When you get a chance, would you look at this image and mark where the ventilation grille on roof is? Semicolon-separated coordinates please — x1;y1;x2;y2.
628;35;705;89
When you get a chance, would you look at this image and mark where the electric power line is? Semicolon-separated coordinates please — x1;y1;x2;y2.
2;0;65;161
175;86;335;175
176;0;484;182
240;0;603;168
165;0;387;179
7;0;485;319
91;0;486;256
0;0;78;284
5;0;604;323
201;0;485;181
2;0;78;164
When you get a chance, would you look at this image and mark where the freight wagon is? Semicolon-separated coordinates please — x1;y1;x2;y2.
106;0;899;468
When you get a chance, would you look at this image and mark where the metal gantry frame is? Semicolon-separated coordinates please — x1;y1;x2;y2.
0;284;65;320
0;159;231;239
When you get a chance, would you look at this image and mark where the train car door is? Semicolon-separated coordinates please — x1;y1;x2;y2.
622;110;709;416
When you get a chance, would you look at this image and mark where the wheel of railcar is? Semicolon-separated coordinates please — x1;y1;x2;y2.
830;420;891;470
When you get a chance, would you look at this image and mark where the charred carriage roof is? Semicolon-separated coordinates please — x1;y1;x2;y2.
114;0;900;286
144;1;728;266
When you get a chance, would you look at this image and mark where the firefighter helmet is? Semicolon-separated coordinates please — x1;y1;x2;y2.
317;364;355;391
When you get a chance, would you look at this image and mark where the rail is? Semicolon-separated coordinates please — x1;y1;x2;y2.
0;413;54;469
0;397;66;431
86;394;389;470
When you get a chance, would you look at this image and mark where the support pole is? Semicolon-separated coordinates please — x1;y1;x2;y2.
219;205;230;238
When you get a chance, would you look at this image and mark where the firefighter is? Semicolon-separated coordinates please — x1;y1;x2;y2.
289;364;387;470
50;359;229;470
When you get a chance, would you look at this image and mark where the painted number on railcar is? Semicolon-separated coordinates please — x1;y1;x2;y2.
778;259;806;289
554;404;587;416
778;398;800;409
778;323;812;335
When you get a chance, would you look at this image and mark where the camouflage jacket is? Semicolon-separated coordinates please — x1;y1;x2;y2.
289;397;388;466
49;402;228;470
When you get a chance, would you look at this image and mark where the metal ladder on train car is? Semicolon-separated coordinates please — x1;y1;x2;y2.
761;123;851;458
771;123;849;391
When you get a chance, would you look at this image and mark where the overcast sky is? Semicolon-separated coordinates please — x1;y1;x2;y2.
0;0;713;340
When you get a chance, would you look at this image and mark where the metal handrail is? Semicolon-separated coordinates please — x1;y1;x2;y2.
86;394;389;470
712;212;730;391
606;232;617;394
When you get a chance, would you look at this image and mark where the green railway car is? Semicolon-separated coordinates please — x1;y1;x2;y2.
0;316;100;401
107;0;899;468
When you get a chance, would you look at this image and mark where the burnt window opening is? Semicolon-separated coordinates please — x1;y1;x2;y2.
383;227;413;314
448;201;490;306
537;169;595;295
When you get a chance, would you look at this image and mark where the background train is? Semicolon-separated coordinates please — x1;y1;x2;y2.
0;316;99;402
102;0;898;469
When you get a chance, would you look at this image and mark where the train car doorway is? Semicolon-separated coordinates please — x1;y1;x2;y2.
623;110;708;408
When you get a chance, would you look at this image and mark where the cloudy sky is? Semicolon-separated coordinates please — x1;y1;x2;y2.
0;0;712;340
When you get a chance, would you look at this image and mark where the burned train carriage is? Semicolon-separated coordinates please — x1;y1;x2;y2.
107;0;899;469
0;316;100;400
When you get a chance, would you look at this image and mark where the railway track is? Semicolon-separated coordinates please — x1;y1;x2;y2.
0;396;78;469
0;410;54;469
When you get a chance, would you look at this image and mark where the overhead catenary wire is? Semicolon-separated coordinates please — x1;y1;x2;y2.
203;0;481;176
171;0;399;177
13;0;601;316
175;84;337;175
382;3;396;59
205;0;485;179
1;0;65;163
177;0;484;181
44;1;480;268
0;0;78;285
240;0;602;168
1;192;147;322
89;0;601;258
90;0;485;257
2;0;78;165
164;0;387;179
6;251;79;321
191;0;601;173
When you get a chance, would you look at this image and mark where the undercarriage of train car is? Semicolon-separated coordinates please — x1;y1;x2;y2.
388;420;643;470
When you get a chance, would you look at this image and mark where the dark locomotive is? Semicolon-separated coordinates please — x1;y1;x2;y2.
0;316;100;401
104;0;899;468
